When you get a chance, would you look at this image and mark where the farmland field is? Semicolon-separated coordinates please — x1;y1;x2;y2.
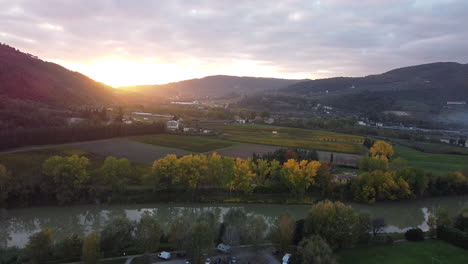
205;124;366;154
337;240;468;264
0;146;107;179
394;145;468;175
131;134;234;152
71;138;191;164
209;143;280;159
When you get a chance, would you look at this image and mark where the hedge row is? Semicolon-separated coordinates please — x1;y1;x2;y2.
437;226;468;249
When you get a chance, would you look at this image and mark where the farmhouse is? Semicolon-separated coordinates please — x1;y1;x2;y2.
167;120;180;130
265;117;275;124
129;112;173;122
334;172;357;184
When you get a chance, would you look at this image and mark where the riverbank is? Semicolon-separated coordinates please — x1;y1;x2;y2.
1;196;467;249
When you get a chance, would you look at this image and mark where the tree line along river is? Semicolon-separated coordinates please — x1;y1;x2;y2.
0;195;467;248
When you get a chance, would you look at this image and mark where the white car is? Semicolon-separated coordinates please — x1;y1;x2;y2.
205;258;212;264
282;253;292;264
157;251;171;260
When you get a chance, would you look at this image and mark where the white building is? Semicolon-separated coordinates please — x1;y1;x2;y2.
167;120;179;130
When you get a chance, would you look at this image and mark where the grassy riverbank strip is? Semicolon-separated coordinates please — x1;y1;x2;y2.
337;240;468;264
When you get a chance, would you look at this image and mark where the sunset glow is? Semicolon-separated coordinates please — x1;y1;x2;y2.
53;57;313;87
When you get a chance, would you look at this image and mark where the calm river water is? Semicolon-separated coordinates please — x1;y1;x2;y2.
1;196;467;248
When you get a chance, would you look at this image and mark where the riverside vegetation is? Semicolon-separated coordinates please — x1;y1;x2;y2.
1;141;467;207
1;201;467;264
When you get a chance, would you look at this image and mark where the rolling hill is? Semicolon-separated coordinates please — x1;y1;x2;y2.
283;62;468;102
0;43;117;106
120;75;302;99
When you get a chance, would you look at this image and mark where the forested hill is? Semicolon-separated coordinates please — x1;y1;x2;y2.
120;75;303;98
0;43;116;106
283;62;468;102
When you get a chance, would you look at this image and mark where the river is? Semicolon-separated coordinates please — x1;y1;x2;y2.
1;196;467;248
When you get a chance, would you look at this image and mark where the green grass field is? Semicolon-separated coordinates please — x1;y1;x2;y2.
206;124;366;154
337;240;468;264
0;147;106;178
132;134;235;152
395;146;468;175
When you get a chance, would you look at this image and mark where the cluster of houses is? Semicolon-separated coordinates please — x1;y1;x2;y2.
166;119;214;135
234;115;275;125
440;137;468;148
123;112;173;124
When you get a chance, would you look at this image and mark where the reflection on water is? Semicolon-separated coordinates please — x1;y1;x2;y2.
0;196;467;248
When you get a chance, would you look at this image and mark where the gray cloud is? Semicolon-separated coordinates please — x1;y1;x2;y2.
1;0;468;81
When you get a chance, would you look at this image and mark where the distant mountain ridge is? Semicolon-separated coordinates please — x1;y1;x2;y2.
121;75;303;98
283;62;468;101
0;43;116;107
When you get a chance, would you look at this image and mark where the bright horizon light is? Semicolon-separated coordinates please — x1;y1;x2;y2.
49;56;313;88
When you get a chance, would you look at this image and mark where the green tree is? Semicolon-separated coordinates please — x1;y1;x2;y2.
55;233;83;261
100;217;135;254
357;213;372;244
168;216;192;250
304;201;361;249
395;168;428;196
359;157;389;172
82;232;100;264
271;214;296;253
295;235;337;264
100;157;133;193
26;228;54;264
187;223;214;264
314;163;334;197
42;155;90;204
0;164;12;206
246;215;268;246
135;212;162;253
250;159;280;186
222;209;248;246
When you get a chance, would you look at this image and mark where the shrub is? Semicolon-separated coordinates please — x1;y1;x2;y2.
385;235;394;245
437;226;468;249
405;228;424;241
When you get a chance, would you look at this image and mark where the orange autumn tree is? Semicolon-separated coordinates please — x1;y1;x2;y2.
281;159;321;194
370;141;394;161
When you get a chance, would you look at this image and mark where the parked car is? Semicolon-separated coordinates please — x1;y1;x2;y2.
282;253;292;264
158;251;171;260
216;243;231;253
230;256;237;264
205;258;212;264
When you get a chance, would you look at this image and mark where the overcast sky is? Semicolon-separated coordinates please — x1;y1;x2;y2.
1;0;468;86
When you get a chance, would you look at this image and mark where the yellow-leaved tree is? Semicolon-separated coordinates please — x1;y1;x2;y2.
370;141;394;161
227;158;257;194
280;159;321;194
178;154;208;190
148;154;179;191
250;159;280;186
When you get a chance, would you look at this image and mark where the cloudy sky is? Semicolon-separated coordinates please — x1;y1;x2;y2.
1;0;468;87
